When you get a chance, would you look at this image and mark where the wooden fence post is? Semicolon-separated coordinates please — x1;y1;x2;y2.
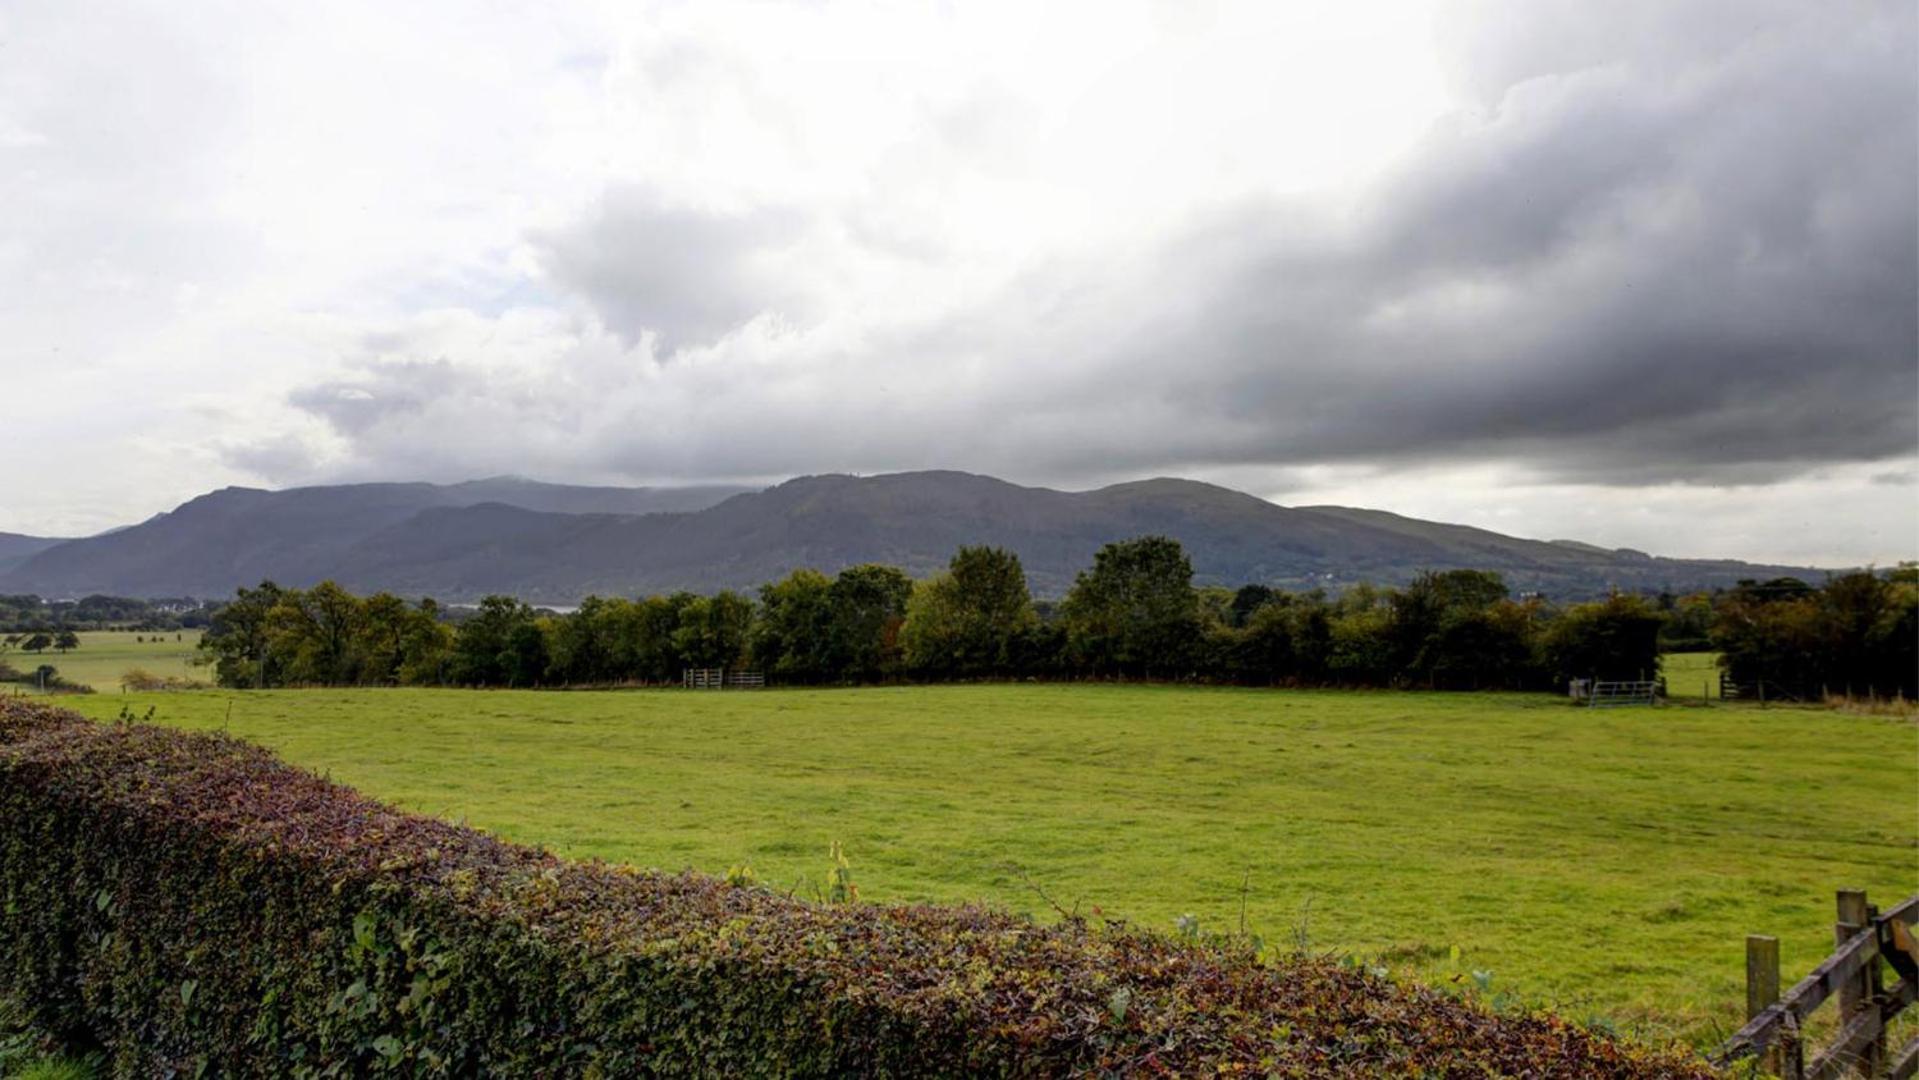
1834;889;1882;1077
1747;935;1784;1076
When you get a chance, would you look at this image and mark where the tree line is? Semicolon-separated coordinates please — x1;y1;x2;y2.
0;593;216;633
197;536;1713;691
1710;569;1918;699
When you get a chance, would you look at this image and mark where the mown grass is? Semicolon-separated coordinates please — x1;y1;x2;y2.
57;682;1918;1048
3;630;204;692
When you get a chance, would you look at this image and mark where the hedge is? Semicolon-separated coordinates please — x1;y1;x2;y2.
0;700;1713;1077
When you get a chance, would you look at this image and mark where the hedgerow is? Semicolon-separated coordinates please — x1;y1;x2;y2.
0;700;1714;1077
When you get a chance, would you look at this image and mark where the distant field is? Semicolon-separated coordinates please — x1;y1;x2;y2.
4;630;204;692
57;682;1916;1047
1662;652;1722;700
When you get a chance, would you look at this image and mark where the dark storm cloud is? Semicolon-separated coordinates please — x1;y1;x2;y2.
1082;0;1919;483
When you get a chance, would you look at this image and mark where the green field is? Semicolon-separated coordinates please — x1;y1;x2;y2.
57;682;1916;1047
4;630;204;692
1662;652;1723;700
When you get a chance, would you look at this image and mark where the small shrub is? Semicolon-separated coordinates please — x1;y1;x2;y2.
118;667;206;692
119;667;165;692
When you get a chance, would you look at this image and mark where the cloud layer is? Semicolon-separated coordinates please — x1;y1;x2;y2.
2;0;1913;565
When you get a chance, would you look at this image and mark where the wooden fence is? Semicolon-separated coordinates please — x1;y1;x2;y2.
1716;889;1919;1078
1720;674;1807;704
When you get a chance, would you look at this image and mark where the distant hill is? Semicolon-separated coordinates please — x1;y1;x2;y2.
0;478;750;599
0;470;1834;602
0;532;66;579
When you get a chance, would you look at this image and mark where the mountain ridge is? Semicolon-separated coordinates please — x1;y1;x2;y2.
0;471;1840;602
0;532;67;579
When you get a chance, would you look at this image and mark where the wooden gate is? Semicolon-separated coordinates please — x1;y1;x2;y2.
1717;889;1919;1078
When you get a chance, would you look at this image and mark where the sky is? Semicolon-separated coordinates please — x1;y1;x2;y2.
1;0;1914;567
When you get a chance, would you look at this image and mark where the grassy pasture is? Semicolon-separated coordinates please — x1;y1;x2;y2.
1661;652;1722;701
57;682;1916;1047
3;630;204;692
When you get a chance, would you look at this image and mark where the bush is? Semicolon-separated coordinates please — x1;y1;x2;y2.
1713;571;1919;699
0;701;1709;1077
2;665;93;694
118;667;208;692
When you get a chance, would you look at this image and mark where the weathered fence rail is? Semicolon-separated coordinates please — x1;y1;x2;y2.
1717;889;1919;1078
1720;674;1807;704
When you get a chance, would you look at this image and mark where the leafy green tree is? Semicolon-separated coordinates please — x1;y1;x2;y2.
198;582;285;688
355;592;450;686
826;564;914;680
52;630;79;653
504;620;550;688
1201;590;1333;686
1656;590;1716;651
1009;616;1068;677
1422;599;1542;690
1060;536;1202;677
1541;593;1665;685
392;598;455;686
1229;584;1276;627
1875;574;1919;698
1712;580;1823;695
672;591;755;670
451;596;541;686
544;595;631;685
19;633;50;654
900;546;1035;677
631;594;696;682
1818;571;1898;694
1390;569;1518;688
1195;586;1235;629
752;570;836;682
268;581;364;685
1242;602;1298;683
1327;585;1394;685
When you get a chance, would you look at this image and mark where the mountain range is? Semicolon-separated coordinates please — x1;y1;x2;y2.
0;471;1833;602
0;533;67;579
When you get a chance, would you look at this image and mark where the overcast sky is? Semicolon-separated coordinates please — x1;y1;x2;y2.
2;0;1914;566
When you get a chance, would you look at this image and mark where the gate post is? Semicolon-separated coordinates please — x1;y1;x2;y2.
1835;890;1882;1077
1747;935;1783;1076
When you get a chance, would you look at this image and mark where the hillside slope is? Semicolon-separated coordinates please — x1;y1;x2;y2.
0;470;1831;601
0;479;749;598
0;532;66;578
